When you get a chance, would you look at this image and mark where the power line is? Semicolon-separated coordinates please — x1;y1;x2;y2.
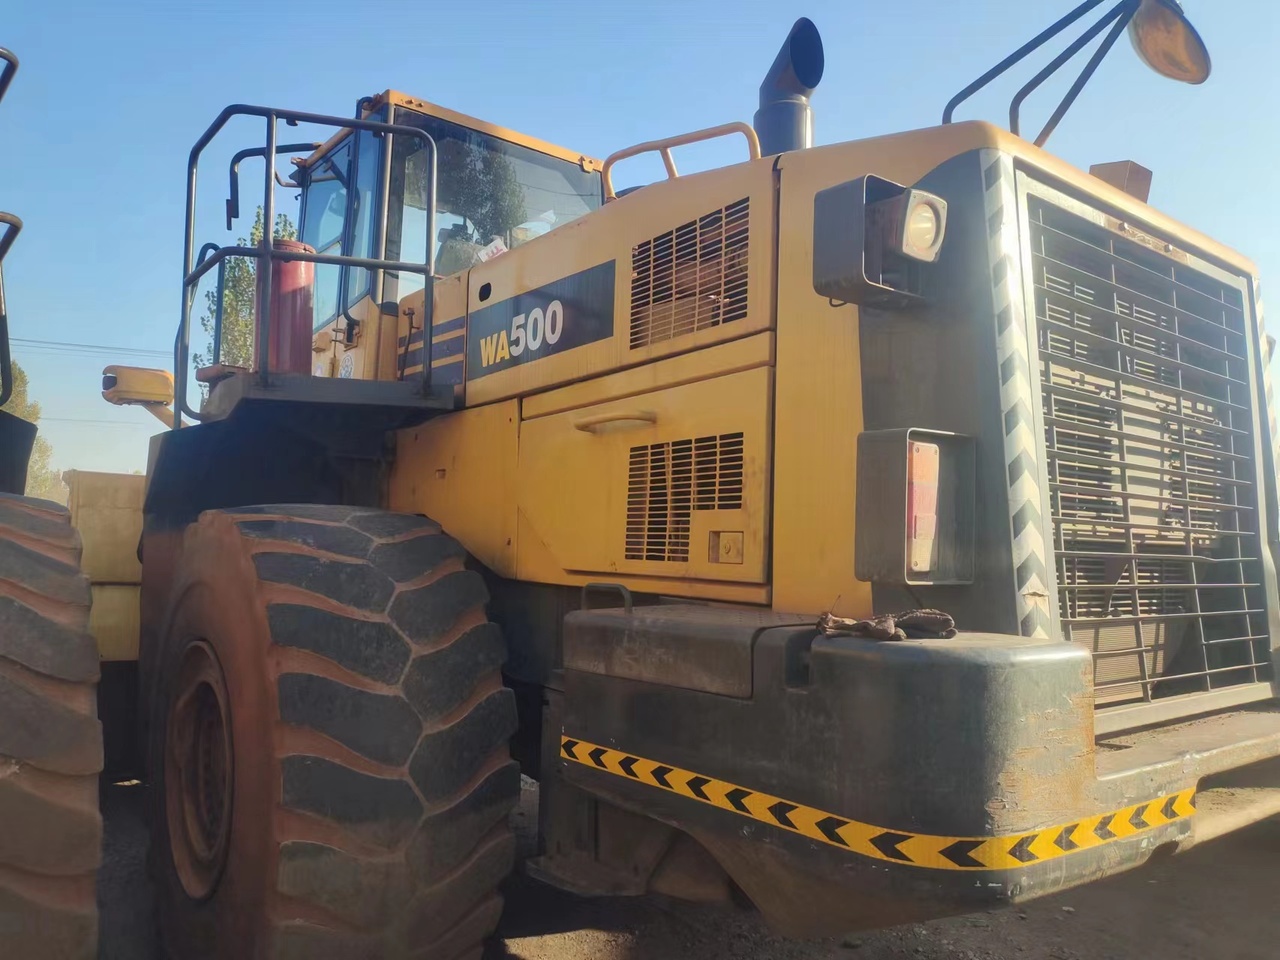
14;341;171;359
15;349;170;364
11;337;171;359
39;417;154;427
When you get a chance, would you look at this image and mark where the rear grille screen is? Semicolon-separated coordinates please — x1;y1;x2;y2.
625;433;744;562
1028;197;1271;706
629;198;750;349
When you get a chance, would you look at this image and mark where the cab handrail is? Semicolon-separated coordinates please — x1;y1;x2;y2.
601;122;761;201
175;104;439;427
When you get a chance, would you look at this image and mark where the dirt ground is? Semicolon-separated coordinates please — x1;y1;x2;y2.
98;780;1278;960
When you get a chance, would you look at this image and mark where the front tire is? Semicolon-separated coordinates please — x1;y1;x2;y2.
0;494;102;959
149;506;519;960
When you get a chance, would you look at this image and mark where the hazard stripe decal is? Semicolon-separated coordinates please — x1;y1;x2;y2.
982;150;1054;640
561;736;1195;871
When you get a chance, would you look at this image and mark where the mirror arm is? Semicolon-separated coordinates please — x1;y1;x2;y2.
1031;4;1135;147
1009;0;1136;138
227;141;320;232
942;0;1108;124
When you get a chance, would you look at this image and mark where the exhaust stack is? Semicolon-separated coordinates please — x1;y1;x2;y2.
754;18;825;155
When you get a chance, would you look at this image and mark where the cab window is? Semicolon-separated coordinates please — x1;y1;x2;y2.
298;129;380;330
300;140;349;328
384;107;602;301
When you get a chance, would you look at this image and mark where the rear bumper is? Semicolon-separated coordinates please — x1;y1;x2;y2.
558;608;1280;935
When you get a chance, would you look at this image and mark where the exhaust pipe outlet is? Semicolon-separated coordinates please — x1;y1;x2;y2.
753;17;825;156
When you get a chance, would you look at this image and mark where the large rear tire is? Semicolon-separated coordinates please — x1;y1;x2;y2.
0;493;102;959
149;506;519;960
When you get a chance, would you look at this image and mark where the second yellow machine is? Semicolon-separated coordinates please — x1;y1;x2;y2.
83;5;1280;959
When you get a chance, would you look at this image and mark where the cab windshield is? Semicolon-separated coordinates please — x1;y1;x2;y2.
384;106;602;300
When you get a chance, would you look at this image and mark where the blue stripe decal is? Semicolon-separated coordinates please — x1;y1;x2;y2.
431;336;465;360
402;356;464;386
401;335;465;370
433;315;466;337
398;314;465;348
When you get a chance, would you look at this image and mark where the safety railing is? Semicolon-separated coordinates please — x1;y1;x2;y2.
1;48;22;409
176;105;438;427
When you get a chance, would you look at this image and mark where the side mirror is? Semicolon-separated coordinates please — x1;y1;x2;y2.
1129;0;1211;85
102;365;176;428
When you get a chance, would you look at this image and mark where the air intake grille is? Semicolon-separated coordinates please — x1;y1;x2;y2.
625;433;744;562
1028;197;1271;707
629;198;749;349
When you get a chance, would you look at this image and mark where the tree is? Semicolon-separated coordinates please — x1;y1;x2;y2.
192;207;296;371
437;138;526;242
4;360;65;503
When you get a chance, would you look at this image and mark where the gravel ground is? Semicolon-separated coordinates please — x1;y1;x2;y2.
99;780;1279;960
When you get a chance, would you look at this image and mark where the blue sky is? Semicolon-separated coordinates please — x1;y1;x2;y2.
1;0;1277;474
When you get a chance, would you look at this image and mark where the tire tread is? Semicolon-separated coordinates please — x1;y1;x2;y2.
186;507;517;959
0;497;101;959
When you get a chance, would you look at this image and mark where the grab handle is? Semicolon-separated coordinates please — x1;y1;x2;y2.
572;410;658;433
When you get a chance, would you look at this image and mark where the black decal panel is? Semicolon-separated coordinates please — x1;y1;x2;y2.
466;261;615;381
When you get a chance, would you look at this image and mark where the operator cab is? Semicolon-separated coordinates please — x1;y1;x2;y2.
294;92;603;384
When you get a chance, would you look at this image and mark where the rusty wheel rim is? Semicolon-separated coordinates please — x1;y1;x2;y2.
165;639;234;901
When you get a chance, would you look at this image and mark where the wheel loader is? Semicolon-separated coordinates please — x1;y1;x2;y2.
8;3;1280;957
0;46;105;959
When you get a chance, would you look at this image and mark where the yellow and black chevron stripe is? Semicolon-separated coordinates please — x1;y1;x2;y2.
561;736;1195;871
399;316;464;384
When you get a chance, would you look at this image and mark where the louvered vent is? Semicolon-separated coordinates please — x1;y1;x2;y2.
626;433;745;562
1028;195;1270;709
630;198;750;349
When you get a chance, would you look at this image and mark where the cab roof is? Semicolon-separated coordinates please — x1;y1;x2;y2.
298;89;601;173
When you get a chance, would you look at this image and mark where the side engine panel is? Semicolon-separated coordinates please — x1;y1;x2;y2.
459;159;776;406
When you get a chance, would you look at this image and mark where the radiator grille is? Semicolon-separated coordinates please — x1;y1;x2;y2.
629;198;749;349
625;433;744;562
1029;197;1271;707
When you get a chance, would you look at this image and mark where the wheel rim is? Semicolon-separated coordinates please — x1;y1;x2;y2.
165;639;234;901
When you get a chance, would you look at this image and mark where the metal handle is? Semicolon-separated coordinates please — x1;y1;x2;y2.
582;582;633;614
572;410;658;433
601;122;762;201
